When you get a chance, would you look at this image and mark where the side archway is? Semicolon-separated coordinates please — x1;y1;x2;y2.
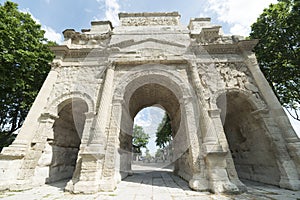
44;97;89;183
216;90;281;186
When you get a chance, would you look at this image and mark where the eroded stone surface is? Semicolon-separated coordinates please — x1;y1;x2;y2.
0;12;299;195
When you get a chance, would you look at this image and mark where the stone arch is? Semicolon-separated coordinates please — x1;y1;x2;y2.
114;64;193;101
47;91;95;115
210;88;267;111
112;64;201;184
215;89;281;186
45;98;89;183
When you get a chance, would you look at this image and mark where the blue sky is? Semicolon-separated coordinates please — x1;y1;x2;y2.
2;0;279;43
134;107;165;155
1;0;299;153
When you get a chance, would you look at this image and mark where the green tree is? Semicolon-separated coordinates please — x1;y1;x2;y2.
0;1;55;150
155;113;172;148
250;0;300;120
132;125;149;153
145;148;152;163
155;148;163;162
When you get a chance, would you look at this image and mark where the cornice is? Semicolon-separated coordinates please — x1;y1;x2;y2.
196;40;258;54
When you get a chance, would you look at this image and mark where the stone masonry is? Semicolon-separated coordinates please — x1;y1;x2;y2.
0;12;300;194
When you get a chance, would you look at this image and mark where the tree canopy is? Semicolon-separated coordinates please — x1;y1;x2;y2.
132;125;149;153
250;0;300;120
0;1;55;150
155;113;172;148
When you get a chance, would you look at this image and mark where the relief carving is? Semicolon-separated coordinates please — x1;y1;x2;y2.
121;17;178;26
197;62;260;96
63;29;111;45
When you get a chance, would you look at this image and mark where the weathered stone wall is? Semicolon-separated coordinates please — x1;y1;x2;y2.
0;12;299;195
218;92;280;185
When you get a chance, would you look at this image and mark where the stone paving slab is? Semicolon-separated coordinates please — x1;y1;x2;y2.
1;166;300;200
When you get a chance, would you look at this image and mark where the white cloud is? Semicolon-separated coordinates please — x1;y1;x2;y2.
205;0;277;36
105;0;120;25
42;25;63;43
229;24;249;36
134;107;165;155
84;8;93;13
134;107;165;135
96;0;120;26
20;8;62;44
20;8;41;24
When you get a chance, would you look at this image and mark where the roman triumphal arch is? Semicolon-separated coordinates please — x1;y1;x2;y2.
1;12;300;194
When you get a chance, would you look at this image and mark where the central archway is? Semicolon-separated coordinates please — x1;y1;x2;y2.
119;82;194;180
113;66;201;184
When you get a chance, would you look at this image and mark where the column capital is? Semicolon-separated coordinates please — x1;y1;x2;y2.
208;109;221;118
85;112;96;119
107;61;116;70
179;95;193;104
112;98;125;105
38;112;59;123
251;108;269;119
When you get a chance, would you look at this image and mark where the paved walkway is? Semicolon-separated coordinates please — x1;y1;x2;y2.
1;163;300;199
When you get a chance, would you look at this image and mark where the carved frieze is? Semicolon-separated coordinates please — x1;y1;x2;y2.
119;12;180;26
120;17;179;26
197;62;260;95
63;29;112;45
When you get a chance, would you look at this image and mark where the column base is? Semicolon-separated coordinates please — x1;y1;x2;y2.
189;174;209;191
279;178;300;191
66;180;100;194
99;179;117;192
208;167;240;194
1;142;28;158
0;179;33;192
205;152;242;194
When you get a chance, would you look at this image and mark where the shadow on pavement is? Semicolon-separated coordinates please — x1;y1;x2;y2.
122;161;193;191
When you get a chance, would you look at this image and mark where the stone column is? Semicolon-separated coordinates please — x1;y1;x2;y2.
243;51;300;183
15;113;58;190
0;113;57;191
189;62;223;153
189;63;240;194
100;99;123;191
80;112;97;145
242;52;298;142
30;113;57;181
1;62;60;157
178;96;207;191
85;63;115;152
208;109;247;192
251;110;300;190
65;111;97;193
69;63;116;194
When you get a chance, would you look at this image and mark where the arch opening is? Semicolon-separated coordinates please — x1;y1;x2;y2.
47;99;88;183
217;92;280;186
118;82;193;181
132;107;173;166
